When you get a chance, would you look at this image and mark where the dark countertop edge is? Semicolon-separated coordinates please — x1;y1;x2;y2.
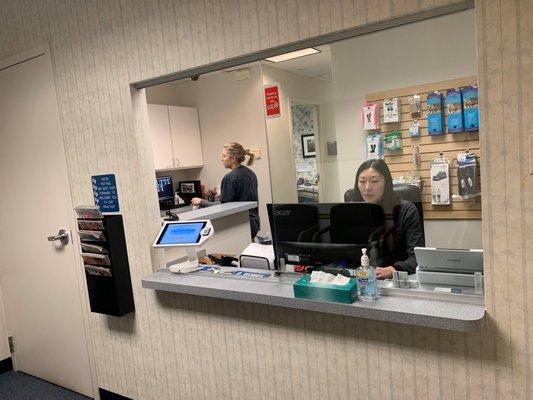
142;277;485;332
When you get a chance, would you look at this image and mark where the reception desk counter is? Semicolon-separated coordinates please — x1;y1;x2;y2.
158;202;257;267
162;201;257;222
142;267;485;332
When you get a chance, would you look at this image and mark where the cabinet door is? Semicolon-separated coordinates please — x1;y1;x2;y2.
168;106;204;168
147;104;174;170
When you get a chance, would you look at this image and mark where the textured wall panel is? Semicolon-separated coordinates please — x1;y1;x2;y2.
1;0;532;399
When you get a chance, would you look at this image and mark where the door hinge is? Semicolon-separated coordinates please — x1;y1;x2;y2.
8;336;14;353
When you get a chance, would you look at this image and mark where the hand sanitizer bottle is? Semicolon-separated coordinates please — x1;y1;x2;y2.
355;248;378;301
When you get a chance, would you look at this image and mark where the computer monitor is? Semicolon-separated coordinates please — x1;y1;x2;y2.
156;176;174;199
156;176;174;211
270;202;385;270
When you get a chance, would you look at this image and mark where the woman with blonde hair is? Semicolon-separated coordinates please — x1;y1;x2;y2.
192;142;260;239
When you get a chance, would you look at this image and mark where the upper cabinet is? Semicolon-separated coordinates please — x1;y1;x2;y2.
147;104;204;170
168;106;204;168
147;104;174;170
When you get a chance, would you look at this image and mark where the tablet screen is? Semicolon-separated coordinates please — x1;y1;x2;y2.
156;221;206;245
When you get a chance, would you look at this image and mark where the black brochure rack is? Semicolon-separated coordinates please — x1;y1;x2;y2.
78;214;135;317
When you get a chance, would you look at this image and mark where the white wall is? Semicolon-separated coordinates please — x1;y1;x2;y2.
425;220;483;249
148;66;273;234
262;65;339;203
0;284;10;360
2;2;530;399
330;9;479;247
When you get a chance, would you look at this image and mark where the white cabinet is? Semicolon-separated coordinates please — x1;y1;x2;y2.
168;106;204;168
147;104;174;170
147;104;204;170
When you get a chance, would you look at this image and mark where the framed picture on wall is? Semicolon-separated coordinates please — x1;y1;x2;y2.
301;134;316;158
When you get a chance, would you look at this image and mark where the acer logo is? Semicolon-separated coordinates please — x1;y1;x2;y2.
274;210;292;216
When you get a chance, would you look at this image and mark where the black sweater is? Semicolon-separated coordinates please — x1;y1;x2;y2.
379;200;425;274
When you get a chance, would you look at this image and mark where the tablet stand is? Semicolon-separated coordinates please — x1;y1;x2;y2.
169;248;203;273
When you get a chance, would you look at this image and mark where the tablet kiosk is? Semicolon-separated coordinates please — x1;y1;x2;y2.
153;220;214;273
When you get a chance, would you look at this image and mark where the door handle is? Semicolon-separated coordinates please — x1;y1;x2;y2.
47;229;69;246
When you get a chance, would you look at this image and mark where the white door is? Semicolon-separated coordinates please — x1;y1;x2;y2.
169;106;204;168
147;104;175;170
0;48;94;397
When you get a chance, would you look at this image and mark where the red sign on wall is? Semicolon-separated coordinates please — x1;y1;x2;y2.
264;85;281;118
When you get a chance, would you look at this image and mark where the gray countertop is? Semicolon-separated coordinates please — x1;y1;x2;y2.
161;201;257;221
142;268;485;332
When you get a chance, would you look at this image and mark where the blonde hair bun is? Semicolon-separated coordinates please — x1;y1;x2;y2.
224;142;255;166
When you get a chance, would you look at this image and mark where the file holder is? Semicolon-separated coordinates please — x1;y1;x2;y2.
78;214;135;317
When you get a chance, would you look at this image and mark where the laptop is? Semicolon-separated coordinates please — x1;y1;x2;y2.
414;247;483;273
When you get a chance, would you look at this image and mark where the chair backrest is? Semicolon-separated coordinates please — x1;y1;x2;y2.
392;184;424;238
343;184;424;238
329;203;385;244
344;188;357;202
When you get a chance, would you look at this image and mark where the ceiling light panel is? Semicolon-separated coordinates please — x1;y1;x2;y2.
265;48;320;63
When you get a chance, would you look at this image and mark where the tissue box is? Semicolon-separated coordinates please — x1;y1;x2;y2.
293;274;358;304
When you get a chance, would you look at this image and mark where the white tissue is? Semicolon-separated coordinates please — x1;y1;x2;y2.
332;274;350;286
309;271;350;286
310;271;334;283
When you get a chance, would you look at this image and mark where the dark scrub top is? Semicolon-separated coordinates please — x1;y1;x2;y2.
200;165;260;239
377;200;425;274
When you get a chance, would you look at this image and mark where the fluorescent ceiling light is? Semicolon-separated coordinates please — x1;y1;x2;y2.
265;48;320;63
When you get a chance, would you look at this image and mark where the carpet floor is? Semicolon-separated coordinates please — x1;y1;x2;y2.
0;371;92;399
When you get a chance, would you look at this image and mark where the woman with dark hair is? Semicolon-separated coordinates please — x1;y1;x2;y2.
352;159;424;278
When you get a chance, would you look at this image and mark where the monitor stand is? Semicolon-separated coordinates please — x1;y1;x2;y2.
159;198;175;211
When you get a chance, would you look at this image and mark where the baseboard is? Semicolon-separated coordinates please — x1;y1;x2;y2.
99;388;133;400
0;357;13;374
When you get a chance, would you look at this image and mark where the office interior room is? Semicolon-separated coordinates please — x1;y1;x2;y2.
147;9;480;249
0;1;532;400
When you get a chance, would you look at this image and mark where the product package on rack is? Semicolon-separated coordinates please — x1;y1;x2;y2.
408;94;421;116
408;120;421;137
393;172;422;189
462;85;479;131
457;152;480;198
382;98;400;123
412;145;421;167
366;133;384;160
427;91;444;135
384;131;402;151
446;88;464;133
362;102;380;130
430;160;451;205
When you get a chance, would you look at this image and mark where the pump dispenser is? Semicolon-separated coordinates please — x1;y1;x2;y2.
361;248;369;267
355;248;378;301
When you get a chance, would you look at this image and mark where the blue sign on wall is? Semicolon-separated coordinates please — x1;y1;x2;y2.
92;174;120;213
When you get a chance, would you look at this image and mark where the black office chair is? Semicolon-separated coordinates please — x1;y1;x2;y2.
343;184;424;239
392;183;424;239
312;202;385;257
344;188;357;202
